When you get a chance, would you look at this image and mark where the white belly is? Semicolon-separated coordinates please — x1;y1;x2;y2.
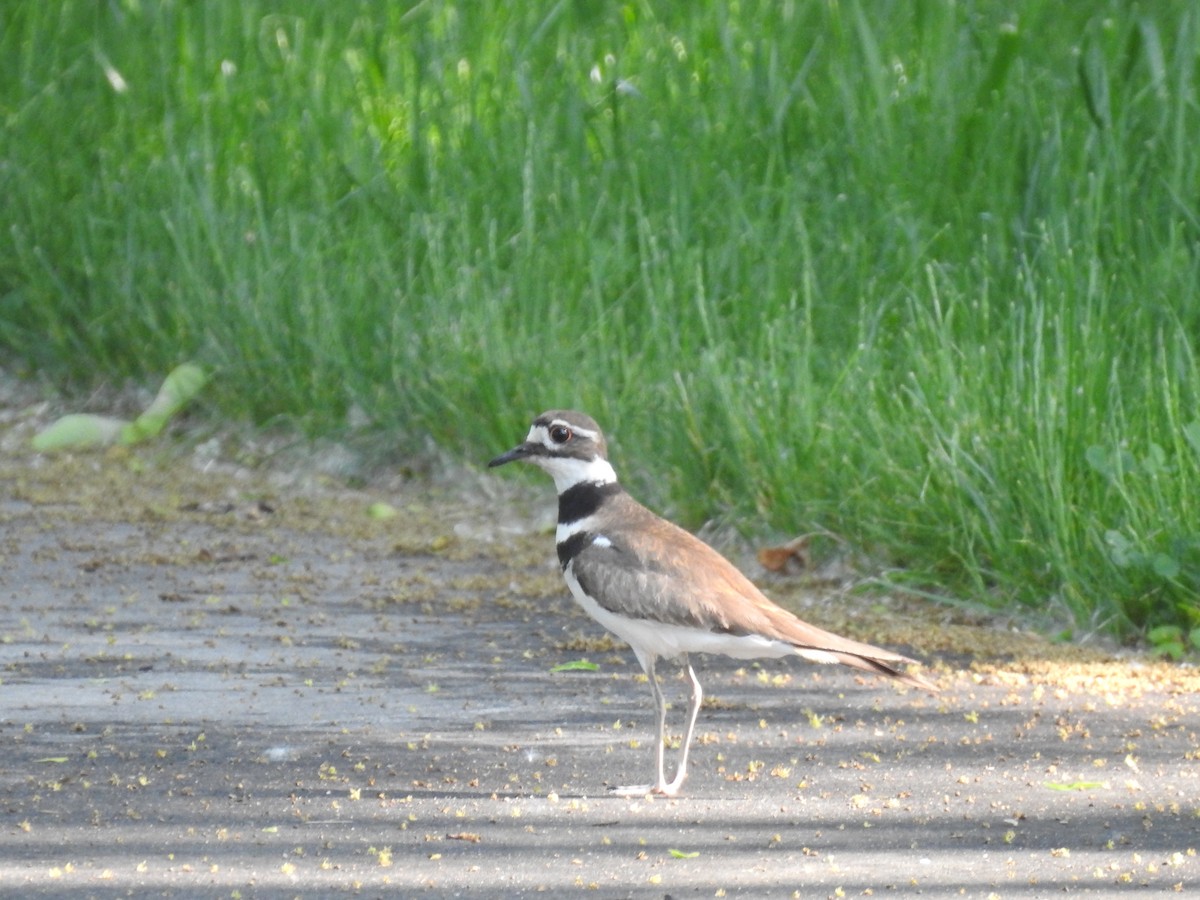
563;564;798;662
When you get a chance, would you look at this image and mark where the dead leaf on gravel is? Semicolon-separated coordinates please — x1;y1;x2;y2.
757;535;810;573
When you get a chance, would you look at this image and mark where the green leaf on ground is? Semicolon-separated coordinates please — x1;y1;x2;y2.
1043;781;1105;791
550;660;599;673
32;415;136;450
32;363;207;451
367;502;398;520
129;363;208;440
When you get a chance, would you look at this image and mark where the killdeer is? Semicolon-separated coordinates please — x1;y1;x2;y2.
489;410;937;797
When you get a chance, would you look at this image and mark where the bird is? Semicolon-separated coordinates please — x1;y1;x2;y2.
488;409;937;797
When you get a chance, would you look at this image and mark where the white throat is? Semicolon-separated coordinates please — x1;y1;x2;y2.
536;454;618;493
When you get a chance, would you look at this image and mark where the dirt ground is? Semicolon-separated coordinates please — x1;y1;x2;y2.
1;388;1198;898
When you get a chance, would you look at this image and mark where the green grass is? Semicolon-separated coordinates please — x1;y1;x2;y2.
3;1;1198;644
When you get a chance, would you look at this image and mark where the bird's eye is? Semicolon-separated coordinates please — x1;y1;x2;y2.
549;424;572;444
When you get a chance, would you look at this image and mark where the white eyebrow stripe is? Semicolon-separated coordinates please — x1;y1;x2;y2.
550;419;600;441
530;419;602;453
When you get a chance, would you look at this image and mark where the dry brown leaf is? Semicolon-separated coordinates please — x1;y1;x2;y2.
757;535;810;573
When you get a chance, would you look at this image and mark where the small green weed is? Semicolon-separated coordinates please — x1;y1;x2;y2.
1147;625;1200;661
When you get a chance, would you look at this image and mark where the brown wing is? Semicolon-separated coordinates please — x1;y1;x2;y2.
571;499;936;691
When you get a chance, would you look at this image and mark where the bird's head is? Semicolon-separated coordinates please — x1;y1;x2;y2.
488;410;617;492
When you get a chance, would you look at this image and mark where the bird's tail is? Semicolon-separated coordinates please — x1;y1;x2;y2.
793;645;939;692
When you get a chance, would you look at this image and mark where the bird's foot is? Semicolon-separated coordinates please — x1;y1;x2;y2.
608;782;683;798
609;783;655;797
